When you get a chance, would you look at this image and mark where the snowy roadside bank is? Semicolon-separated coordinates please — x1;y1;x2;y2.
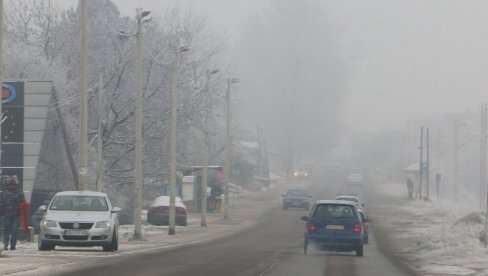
368;179;488;276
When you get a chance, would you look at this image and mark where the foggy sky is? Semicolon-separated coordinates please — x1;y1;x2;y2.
50;0;488;132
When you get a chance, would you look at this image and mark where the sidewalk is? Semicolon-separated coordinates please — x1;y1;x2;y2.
0;180;297;276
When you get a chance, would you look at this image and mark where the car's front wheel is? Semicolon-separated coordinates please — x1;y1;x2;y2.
38;236;55;251
103;229;118;252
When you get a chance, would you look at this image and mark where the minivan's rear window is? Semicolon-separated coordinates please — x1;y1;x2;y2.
313;204;356;219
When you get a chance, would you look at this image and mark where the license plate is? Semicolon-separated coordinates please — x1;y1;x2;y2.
64;230;87;236
326;225;344;230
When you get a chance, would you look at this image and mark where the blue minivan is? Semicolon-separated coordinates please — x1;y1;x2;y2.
301;200;364;256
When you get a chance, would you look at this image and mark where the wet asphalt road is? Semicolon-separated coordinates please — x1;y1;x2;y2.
61;168;416;276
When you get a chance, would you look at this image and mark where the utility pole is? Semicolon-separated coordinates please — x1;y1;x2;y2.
426;128;430;200
133;10;150;240
435;129;441;199
169;46;189;235
453;122;460;203
419;126;424;200
484;104;488;246
96;75;104;192
0;0;4;183
224;77;238;220
200;69;219;227
78;0;88;191
481;104;487;210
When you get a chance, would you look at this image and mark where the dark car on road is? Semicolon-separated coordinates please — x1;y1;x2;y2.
147;196;187;226
302;200;364;256
358;208;370;244
282;189;311;210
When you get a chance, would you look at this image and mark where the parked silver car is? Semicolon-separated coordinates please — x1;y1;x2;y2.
38;191;121;252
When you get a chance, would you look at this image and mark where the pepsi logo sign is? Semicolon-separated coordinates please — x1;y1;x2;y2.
2;84;16;104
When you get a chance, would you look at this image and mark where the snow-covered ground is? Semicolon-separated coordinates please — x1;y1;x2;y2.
371;180;488;276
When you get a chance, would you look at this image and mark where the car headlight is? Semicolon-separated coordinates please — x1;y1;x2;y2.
41;220;57;228
294;172;298;176
94;221;111;228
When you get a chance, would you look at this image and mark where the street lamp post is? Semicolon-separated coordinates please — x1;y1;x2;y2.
0;0;4;184
169;46;190;235
132;9;151;240
79;0;88;191
200;69;219;227
223;78;238;220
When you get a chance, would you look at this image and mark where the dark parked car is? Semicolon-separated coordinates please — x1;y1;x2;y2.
358;208;370;244
282;189;311;210
147;196;187;226
301;200;364;256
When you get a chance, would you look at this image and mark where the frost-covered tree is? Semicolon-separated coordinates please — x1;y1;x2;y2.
4;0;227;220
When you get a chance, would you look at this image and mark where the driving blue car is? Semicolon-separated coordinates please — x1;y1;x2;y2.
301;200;364;256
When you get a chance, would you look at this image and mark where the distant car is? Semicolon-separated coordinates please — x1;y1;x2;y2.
302;200;364;256
38;191;121;252
346;173;363;185
292;169;311;179
357;208;370;244
282;189;311;210
335;194;364;208
147;196;187;226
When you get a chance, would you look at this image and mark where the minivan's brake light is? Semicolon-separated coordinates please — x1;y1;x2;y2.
353;224;361;233
308;223;316;232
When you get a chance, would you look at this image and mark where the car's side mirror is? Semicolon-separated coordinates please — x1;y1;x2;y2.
282;194;286;197
112;207;122;213
38;205;47;213
301;216;309;221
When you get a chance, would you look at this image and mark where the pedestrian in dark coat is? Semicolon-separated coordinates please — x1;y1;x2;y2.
2;177;25;250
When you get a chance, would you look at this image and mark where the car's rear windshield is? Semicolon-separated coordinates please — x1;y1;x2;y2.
336;197;359;205
287;190;307;196
312;204;357;219
49;195;109;211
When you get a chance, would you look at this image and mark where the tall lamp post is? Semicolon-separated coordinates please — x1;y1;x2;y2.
200;69;219;227
133;9;151;240
79;0;88;191
223;78;238;220
168;46;190;235
0;0;4;183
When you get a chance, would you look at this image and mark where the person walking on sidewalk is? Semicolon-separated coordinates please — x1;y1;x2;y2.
406;177;414;199
1;177;25;250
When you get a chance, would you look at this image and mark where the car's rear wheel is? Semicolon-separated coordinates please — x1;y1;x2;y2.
103;230;118;252
38;237;55;251
356;245;363;257
304;239;314;255
364;236;369;244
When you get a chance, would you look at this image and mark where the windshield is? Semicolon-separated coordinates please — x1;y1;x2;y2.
287;190;307;197
49;195;109;211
